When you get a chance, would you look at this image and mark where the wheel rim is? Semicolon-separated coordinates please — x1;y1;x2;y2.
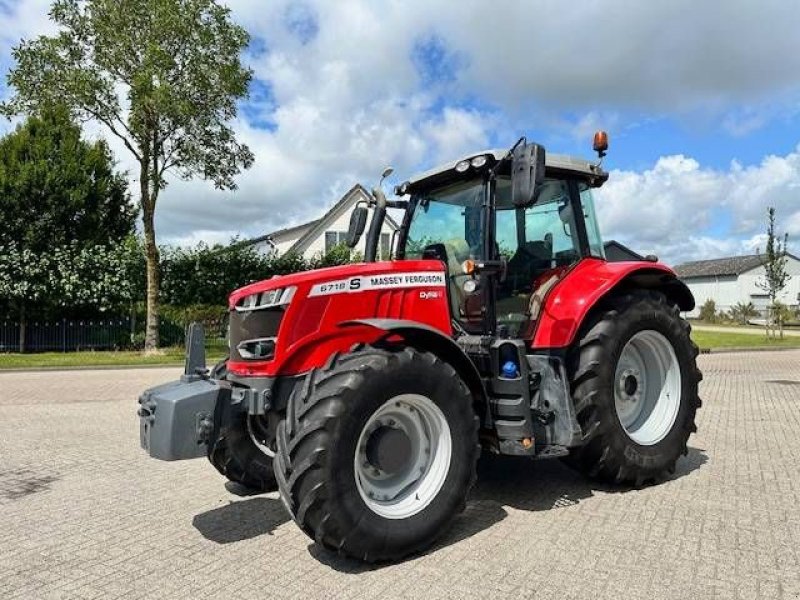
614;330;682;446
246;415;275;458
354;394;452;519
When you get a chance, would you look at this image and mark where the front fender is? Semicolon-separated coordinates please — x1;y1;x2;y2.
341;318;488;406
532;258;694;349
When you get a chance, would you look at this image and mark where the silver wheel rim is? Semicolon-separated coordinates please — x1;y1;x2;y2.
614;330;682;446
246;416;275;458
354;394;452;519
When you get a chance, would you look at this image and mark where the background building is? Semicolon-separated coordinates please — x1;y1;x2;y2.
675;254;800;318
242;184;399;261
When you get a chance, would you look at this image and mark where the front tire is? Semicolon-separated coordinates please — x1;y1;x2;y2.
207;359;278;492
274;345;479;562
566;290;702;485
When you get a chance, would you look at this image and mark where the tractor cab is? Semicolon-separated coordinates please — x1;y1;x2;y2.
395;149;608;338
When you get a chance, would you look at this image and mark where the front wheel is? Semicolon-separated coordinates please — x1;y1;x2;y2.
274;346;479;562
206;358;278;492
566;290;702;485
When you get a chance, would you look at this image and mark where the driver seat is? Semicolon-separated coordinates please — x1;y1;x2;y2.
507;239;553;293
422;239;471;317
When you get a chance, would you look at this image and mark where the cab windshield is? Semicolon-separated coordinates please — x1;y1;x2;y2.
401;175;605;334
404;179;486;260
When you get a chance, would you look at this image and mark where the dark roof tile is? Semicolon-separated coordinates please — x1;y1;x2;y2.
674;255;763;278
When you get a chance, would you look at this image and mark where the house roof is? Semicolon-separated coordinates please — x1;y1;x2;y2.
237;184;400;253
240;220;319;247
674;254;769;279
286;184;399;255
268;219;320;240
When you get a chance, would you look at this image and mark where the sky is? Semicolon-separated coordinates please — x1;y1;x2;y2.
1;0;800;266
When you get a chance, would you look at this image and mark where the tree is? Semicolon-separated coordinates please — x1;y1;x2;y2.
3;0;254;350
0;108;135;350
699;298;717;323
0;106;134;252
757;207;791;339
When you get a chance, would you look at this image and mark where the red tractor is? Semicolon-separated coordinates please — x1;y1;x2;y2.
139;134;701;562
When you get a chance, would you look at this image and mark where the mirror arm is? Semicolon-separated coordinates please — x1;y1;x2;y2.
364;187;387;262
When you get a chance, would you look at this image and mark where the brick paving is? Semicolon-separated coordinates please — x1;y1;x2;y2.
0;351;799;599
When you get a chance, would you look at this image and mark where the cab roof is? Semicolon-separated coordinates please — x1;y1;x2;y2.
403;148;609;193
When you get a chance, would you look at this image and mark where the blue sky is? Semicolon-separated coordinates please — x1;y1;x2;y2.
1;0;800;265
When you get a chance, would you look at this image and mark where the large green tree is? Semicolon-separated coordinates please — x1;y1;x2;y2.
0;106;134;252
3;0;254;350
0;108;136;350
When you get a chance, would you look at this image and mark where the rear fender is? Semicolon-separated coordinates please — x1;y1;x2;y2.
341;318;488;409
532;258;694;349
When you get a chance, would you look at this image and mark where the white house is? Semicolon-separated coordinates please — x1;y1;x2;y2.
674;254;800;318
244;184;399;261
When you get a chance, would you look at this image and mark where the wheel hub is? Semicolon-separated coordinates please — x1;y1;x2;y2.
365;425;412;474
618;368;642;402
354;394;452;519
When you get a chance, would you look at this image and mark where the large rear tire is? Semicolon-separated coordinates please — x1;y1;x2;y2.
207;358;278;492
274;345;479;562
566;290;701;485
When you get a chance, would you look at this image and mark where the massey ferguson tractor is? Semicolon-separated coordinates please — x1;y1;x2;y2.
138;133;701;562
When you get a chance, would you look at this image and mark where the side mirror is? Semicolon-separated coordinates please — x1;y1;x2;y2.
345;205;368;248
511;142;546;207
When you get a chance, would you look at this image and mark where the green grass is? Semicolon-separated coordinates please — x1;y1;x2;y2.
1;330;797;370
691;330;800;350
0;347;225;369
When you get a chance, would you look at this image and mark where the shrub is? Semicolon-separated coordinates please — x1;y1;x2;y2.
699;299;717;323
730;301;759;325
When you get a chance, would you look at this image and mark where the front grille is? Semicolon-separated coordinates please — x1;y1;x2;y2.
229;307;284;361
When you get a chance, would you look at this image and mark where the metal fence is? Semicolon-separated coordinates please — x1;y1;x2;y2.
0;318;185;352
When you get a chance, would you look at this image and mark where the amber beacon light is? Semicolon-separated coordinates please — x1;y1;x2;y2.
593;130;609;158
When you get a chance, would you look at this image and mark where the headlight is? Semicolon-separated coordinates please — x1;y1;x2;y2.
470;155;488;168
235;286;296;311
455;159;470;173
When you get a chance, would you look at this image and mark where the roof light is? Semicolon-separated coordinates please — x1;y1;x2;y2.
455;159;470;173
593;130;608;158
470;155;488;168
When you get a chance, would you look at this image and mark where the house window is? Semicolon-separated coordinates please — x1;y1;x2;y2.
380;233;391;260
325;231;348;253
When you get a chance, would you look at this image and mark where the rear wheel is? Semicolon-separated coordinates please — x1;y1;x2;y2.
207;359;278;492
566;290;701;485
274;345;479;562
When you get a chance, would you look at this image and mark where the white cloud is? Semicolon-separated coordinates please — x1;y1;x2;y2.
423;108;493;163
597;148;800;265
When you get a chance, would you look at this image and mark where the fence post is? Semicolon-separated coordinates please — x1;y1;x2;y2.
62;318;67;353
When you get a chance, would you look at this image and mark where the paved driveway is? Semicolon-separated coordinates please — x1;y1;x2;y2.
1;351;799;599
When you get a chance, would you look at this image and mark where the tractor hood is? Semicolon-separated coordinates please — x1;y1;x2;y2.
228;260;447;311
226;259;452;377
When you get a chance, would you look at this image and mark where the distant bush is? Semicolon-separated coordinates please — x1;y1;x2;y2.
699;299;717;323
730;301;759;325
159;241;359;307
